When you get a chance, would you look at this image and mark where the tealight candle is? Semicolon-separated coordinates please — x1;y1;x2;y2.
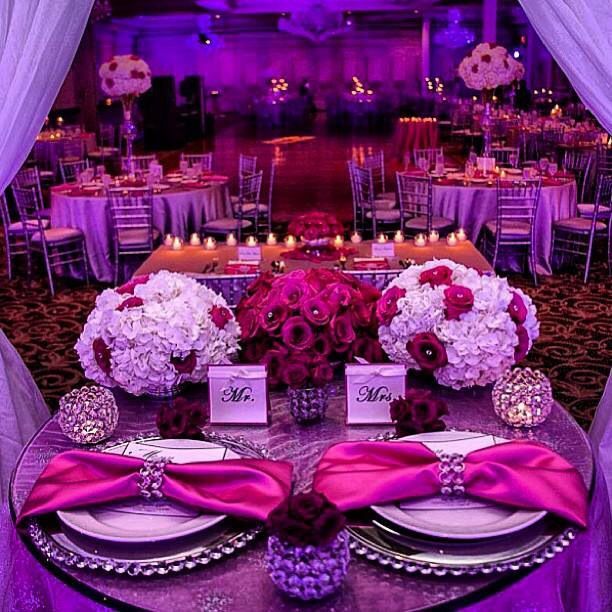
393;230;405;243
377;233;388;244
350;231;362;244
266;233;278;246
500;170;507;179
446;232;458;246
204;236;216;250
189;233;201;246
456;228;468;242
333;234;344;248
171;236;183;251
428;230;440;243
245;236;258;247
414;233;427;247
284;234;297;249
164;234;174;247
226;232;237;247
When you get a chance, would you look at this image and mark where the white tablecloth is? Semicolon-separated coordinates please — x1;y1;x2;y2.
50;183;230;283
433;180;577;275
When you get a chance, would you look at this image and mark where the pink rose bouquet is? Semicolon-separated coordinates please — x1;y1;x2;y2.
76;271;240;396
376;260;539;389
236;269;383;389
288;212;344;245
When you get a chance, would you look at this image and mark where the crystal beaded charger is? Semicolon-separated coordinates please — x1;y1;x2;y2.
23;432;269;577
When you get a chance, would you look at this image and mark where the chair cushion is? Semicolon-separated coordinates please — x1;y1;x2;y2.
484;220;531;236
376;192;396;203
239;203;269;214
366;209;401;221
202;218;253;232
31;227;83;243
405;216;455;231
8;220;50;233
117;228;160;246
39;170;54;179
553;217;607;233
577;203;611;217
372;198;396;211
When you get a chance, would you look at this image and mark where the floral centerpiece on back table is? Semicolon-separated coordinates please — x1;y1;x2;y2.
376;260;538;390
236;269;383;422
76;271;240;396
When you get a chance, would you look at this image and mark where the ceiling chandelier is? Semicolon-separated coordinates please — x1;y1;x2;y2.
278;2;350;43
90;0;112;23
433;9;475;49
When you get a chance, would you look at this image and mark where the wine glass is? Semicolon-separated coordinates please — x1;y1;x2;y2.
538;157;549;175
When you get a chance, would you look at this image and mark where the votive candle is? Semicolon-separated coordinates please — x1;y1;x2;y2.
333;234;344;248
164;234;174;247
377;233;388;244
189;233;201;246
393;230;405;243
171;236;183;251
204;236;217;250
428;230;440;243
414;233;427;247
266;233;278;246
284;234;297;249
456;228;468;242
350;231;362;244
246;235;258;247
226;232;237;247
446;232;458;246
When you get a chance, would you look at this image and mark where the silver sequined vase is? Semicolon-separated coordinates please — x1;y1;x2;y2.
58;386;119;444
265;531;350;600
287;385;331;424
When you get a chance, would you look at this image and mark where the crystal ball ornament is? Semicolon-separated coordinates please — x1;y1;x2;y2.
58;386;119;444
266;531;350;600
492;368;553;428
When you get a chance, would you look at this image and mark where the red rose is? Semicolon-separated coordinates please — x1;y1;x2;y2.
117;274;149;295
210;305;232;329
514;325;530;362
351;336;385;363
116;296;144;311
171;350;197;375
508;292;527;324
407;332;448;372
242;337;272;364
443;285;474;320
331;312;356;345
282;358;310;388
262;347;288;387
376;286;406;326
105;78;115;89
471;64;479;73
350;300;372;328
109;61;117;71
324;283;354;308
389;390;448;437
237;308;259;340
312;332;333;357
259;301;289;333
301;296;331;326
282;316;314;351
311;359;334;387
156;398;207;439
482;53;491;63
92;337;111;375
419;265;453;287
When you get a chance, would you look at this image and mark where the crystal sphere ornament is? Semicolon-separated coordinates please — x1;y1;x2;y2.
287;385;331;424
266;531;350;601
492;368;553;428
58;386;119;444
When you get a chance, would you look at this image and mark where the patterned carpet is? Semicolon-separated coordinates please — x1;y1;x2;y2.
0;245;610;430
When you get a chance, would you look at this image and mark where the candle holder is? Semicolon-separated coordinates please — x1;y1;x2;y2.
226;233;238;247
189;233;202;246
171;237;183;251
492;368;553;428
428;230;440;243
164;234;174;247
204;236;217;250
333;234;344;249
245;236;258;248
350;232;362;244
376;233;388;244
284;235;297;249
456;228;468;242
393;230;405;243
266;233;278;246
446;232;458;246
414;233;427;247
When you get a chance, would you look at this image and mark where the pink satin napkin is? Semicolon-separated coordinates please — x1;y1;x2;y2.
17;449;292;526
313;440;588;527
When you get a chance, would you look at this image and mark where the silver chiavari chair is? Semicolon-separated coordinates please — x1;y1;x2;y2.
13;186;88;296
412;147;444;171
88;124;120;165
1;192;31;280
239;154;258;177
491;147;520;167
59;158;90;184
540;126;565;159
552;174;612;283
12;166;46;213
396;172;454;235
482;178;542;285
364;150;395;202
107;188;159;285
121;154;157;174
60;138;86;162
180;152;213;172
563;150;595;209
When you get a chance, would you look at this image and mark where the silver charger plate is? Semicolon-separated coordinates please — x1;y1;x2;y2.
24;431;269;577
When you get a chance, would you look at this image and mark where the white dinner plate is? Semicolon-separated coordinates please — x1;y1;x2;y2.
371;431;547;540
58;438;239;544
504;167;522;175
467;177;489;184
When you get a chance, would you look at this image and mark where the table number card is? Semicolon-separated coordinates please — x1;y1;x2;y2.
371;242;395;258
208;365;268;424
237;246;262;261
345;363;406;424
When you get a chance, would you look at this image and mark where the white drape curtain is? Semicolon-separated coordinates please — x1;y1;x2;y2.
519;0;612;133
0;0;95;194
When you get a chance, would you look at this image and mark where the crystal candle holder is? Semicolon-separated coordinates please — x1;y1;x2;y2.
266;531;350;601
58;386;119;444
492;368;553;428
287;385;331;424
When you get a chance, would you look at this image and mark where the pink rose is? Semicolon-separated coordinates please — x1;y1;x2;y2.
259;301;289;333
331;312;356;345
508;292;528;324
514;325;530;362
443;285;474;320
116;274;149;295
301;296;331;326
210;305;232;329
92;337;111;375
171;350;197;375
407;332;448;372
282;358;310;388
116;296;144;311
282;316;314;351
419;265;453;287
376;286;406;326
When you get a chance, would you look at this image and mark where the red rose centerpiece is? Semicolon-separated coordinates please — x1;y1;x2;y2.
236;269;382;422
288;212;343;247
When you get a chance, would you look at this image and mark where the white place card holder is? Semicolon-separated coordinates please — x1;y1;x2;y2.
237;246;262;261
208;365;268;424
371;242;395;258
345;363;406;424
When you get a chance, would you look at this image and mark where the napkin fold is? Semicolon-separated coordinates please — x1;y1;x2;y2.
17;449;292;526
313;440;588;527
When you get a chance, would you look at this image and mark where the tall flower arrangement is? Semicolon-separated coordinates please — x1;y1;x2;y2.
376;260;538;390
76;271;240;396
458;43;524;91
236;269;383;389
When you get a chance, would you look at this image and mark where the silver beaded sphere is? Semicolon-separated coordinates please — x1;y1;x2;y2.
492;368;553;428
58;386;119;444
287;385;331;424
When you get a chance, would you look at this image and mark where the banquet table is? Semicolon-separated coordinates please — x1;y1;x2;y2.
9;381;611;611
393;118;439;162
50;182;230;283
33;132;97;174
429;176;577;275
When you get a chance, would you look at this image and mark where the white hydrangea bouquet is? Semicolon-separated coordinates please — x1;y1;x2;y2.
76;271;240;396
99;54;152;99
458;42;524;90
376;260;538;390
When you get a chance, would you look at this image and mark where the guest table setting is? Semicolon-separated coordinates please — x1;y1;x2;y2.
34;130;97;175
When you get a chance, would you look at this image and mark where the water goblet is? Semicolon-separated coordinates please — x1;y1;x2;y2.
538;157;549;175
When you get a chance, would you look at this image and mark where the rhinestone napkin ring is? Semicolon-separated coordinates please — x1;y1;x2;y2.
437;452;465;496
138;458;167;499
